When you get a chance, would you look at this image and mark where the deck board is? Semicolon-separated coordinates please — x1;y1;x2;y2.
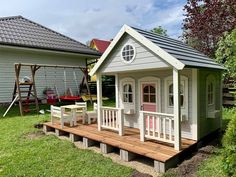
44;122;196;162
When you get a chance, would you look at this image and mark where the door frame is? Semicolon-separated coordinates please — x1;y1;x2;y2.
138;76;161;113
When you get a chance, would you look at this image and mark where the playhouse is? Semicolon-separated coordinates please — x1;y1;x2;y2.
90;25;224;151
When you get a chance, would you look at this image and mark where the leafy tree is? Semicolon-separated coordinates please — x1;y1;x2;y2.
215;29;236;81
151;26;168;37
183;0;236;57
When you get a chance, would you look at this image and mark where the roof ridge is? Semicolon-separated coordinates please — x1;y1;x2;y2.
0;15;22;21
93;38;111;42
131;26;211;59
131;26;184;44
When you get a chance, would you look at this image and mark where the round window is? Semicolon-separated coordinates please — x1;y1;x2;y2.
121;44;135;63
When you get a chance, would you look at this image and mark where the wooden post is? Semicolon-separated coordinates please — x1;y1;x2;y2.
15;64;23;116
118;109;124;136
31;65;39;114
139;111;145;141
173;68;181;151
97;73;102;131
115;74;119;108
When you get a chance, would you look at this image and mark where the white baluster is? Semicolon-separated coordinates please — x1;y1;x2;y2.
102;109;105;127
112;110;115;128
163;117;166;140
147;115;150;136
152;115;155;137
169;117;172;141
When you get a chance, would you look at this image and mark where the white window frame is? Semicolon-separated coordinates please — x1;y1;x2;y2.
206;75;216;118
120;43;136;64
164;75;189;121
123;82;134;103
120;77;135;114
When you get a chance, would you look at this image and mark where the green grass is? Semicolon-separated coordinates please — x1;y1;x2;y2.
0;100;132;177
197;151;227;177
197;107;236;177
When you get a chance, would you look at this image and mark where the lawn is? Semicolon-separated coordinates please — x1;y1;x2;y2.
0;101;133;177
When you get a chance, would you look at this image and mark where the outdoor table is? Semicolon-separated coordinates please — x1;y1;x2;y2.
60;104;86;126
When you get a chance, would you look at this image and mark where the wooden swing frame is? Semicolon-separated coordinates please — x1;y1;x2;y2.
13;63;92;116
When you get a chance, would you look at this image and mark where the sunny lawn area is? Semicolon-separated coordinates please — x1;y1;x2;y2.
0;101;132;177
196;107;236;177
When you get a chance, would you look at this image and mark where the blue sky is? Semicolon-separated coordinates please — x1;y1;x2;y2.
0;0;186;43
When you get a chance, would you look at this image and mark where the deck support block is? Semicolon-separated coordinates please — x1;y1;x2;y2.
83;137;96;148
120;149;136;161
154;160;166;173
55;129;67;136
43;125;54;133
70;133;82;142
100;143;114;154
154;156;179;173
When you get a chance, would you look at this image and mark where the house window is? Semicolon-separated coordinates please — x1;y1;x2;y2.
143;85;156;103
168;83;184;107
206;75;216;118
120;77;136;114
123;83;133;103
121;44;135;63
207;81;214;105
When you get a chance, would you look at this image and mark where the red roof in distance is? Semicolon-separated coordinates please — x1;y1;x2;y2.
91;39;111;53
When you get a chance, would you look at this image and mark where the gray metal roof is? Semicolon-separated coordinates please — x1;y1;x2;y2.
0;16;101;56
133;27;224;70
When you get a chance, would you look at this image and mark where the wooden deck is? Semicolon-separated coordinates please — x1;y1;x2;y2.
43;122;196;172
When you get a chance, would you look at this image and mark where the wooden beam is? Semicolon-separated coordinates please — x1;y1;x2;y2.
115;74;119;108
14;63;86;69
15;64;23;116
173;68;181;151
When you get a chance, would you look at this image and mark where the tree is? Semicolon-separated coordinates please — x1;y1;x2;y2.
215;29;236;81
151;26;168;37
183;0;236;57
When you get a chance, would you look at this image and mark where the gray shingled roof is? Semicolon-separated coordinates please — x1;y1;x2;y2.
0;16;101;56
133;27;224;70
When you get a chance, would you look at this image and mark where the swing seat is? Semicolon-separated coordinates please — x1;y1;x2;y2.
59;96;81;101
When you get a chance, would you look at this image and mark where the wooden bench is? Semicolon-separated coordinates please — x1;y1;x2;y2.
51;105;73;128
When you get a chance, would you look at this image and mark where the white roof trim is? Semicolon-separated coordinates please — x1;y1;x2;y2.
89;25;185;76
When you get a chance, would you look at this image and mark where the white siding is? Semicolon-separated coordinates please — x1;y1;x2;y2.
116;68;194;139
0;47;87;103
101;34;170;73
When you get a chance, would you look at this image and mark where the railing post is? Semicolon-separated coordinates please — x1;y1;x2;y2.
118;109;124;136
140;111;145;142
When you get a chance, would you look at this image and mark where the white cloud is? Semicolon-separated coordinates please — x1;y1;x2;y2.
0;0;186;43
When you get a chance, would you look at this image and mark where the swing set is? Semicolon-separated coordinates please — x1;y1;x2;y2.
3;63;92;117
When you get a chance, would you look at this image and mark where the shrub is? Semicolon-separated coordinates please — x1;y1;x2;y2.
222;112;236;176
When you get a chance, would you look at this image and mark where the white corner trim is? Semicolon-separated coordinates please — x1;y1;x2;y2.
191;69;198;140
89;24;185;76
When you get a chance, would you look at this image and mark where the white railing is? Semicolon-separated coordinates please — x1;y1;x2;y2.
140;111;174;144
100;107;124;136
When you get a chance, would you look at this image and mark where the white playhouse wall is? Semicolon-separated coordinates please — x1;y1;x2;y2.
116;68;197;140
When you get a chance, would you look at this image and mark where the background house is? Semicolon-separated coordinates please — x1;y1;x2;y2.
0;16;101;103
